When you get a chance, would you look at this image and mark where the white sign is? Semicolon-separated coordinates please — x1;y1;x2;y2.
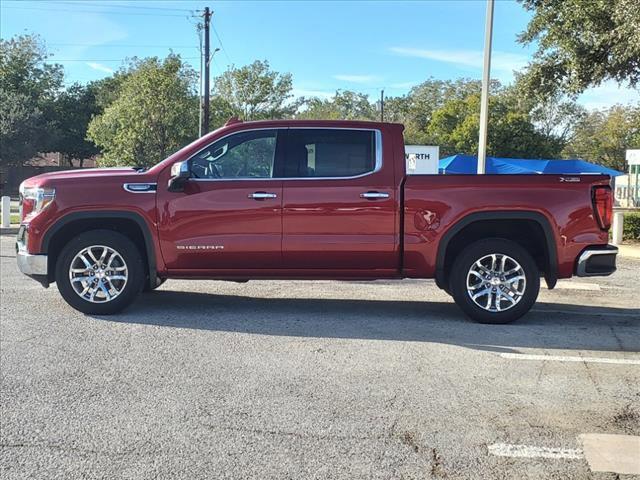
405;145;439;175
626;149;640;166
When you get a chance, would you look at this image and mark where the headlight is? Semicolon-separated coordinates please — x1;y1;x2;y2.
19;184;56;220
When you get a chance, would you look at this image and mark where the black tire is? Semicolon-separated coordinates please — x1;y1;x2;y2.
449;238;540;324
55;230;144;315
143;277;166;292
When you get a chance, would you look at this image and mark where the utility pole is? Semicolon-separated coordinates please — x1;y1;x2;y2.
380;89;384;122
198;22;203;137
201;7;212;136
477;0;494;174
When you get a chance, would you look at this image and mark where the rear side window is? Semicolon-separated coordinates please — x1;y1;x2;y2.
285;129;376;178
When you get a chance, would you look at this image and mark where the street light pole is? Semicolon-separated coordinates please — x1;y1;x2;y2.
477;0;494;175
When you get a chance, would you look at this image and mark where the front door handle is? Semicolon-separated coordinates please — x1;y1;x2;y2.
360;191;390;199
248;192;278;200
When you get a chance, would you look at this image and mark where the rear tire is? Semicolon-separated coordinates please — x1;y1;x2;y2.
449;238;539;324
55;230;144;315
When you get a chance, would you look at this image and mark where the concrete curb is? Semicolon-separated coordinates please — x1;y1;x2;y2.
0;227;18;235
618;244;640;259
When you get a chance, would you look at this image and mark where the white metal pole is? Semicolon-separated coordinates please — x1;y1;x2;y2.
1;196;10;228
477;0;495;175
612;211;624;245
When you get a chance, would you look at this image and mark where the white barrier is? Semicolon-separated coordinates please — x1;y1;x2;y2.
612;211;624;246
1;196;10;228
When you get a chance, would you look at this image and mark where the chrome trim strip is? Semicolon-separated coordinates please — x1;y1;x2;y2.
188;127;383;182
576;246;618;276
123;183;157;193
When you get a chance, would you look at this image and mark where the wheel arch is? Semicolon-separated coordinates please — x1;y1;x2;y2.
41;211;157;288
435;211;558;291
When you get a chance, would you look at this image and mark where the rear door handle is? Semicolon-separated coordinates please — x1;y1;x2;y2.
360;191;390;199
248;192;278;200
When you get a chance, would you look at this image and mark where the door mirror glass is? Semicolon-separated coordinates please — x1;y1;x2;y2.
211;143;228;161
168;160;190;192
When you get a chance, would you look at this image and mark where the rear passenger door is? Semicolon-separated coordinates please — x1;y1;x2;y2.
281;128;397;274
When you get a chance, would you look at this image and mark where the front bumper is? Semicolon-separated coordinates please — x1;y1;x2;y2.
16;249;48;276
16;225;49;286
576;244;618;277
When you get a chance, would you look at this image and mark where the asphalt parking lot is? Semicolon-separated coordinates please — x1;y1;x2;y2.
1;234;639;479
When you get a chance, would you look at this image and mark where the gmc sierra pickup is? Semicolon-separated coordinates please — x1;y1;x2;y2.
17;119;617;323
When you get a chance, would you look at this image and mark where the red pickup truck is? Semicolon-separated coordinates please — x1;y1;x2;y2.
16;119;617;323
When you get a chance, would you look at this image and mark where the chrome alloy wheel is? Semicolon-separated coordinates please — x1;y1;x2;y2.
68;245;128;303
466;253;526;313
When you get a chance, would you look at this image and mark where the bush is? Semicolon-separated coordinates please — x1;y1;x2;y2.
623;212;640;241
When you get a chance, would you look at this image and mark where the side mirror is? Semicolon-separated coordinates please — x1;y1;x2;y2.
168;160;190;192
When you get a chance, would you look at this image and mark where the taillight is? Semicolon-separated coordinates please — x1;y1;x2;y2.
592;186;612;231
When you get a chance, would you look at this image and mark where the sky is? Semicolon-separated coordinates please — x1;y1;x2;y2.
2;0;639;110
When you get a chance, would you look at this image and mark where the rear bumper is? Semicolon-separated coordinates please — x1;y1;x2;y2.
576;245;618;277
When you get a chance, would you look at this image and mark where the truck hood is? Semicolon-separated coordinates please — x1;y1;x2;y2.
24;167;143;186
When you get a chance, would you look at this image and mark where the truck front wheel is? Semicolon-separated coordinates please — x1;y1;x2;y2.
449;238;540;324
55;230;144;315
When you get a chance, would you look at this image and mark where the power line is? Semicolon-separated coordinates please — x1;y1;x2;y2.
48;42;197;48
3;5;192;17
47;56;200;62
46;1;193;12
211;24;232;65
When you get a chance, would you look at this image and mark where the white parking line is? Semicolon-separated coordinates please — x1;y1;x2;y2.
531;308;639;318
498;352;640;365
547;281;601;291
488;443;584;460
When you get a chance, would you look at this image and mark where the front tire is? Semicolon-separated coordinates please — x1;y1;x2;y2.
449;238;540;324
55;230;144;314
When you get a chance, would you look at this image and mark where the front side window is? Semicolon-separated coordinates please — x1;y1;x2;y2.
285;129;376;178
190;130;277;179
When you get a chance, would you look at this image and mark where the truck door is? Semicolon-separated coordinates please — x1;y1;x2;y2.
157;129;284;271
281;128;397;273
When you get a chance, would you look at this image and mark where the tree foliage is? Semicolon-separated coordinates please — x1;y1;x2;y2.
0;35;63;166
427;89;562;158
87;55;198;167
518;0;640;96
0;89;43;166
49;83;101;166
297;90;376;121
212;60;298;122
564;104;640;171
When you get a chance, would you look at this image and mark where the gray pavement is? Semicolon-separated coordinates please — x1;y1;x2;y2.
1;235;639;479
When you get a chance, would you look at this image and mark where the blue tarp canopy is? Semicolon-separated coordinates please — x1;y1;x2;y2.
439;154;623;177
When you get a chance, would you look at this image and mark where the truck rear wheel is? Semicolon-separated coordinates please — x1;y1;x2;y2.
55;230;144;315
449;238;539;324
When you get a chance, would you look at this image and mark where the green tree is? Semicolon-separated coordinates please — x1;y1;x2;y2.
212;60;298;121
0;90;43;166
383;78;491;144
428;89;563;158
49;83;101;166
564;104;640;171
0;34;63;166
298;90;376;121
518;0;640;96
87;55;198;167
